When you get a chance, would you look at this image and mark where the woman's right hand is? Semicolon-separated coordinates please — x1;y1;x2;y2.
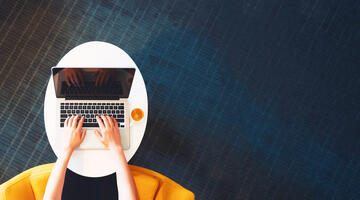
94;115;122;150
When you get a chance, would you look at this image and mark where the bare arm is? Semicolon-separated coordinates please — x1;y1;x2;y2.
43;149;72;200
95;115;139;200
44;115;87;200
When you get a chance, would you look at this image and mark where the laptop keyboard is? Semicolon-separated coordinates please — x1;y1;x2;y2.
60;102;125;128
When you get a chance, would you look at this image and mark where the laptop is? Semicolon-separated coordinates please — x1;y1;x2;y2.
51;67;136;150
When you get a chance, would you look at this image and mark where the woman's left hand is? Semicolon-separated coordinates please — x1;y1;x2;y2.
63;115;87;152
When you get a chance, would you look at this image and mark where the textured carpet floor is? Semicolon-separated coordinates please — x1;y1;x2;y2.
1;0;360;199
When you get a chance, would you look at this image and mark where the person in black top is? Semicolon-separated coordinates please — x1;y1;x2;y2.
43;114;139;200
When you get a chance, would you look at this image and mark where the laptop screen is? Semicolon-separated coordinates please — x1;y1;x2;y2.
52;67;136;99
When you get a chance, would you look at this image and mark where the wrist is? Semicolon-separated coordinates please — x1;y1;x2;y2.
62;147;74;157
109;145;123;153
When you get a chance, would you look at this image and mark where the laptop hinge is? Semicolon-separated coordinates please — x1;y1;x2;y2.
65;96;119;100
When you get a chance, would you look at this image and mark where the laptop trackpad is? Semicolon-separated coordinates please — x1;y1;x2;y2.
79;130;107;149
78;129;129;150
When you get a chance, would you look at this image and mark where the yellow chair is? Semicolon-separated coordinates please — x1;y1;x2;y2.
0;163;194;200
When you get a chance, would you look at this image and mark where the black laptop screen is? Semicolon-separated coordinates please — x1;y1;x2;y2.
52;68;136;99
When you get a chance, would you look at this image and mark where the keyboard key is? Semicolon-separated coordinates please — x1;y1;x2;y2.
60;118;66;122
117;115;124;119
82;123;98;127
106;103;110;105
91;114;94;118
61;114;67;118
112;110;115;114
94;110;98;114
70;103;74;105
60;123;64;127
85;110;89;114
75;103;78;105
120;125;124;128
65;106;69;109
90;110;93;114
115;103;120;105
92;106;95;109
65;103;69;105
79;106;82;109
96;106;100;109
61;103;64;105
61;106;64;109
67;110;71;114
88;103;92;105
61;110;66;114
121;110;124;114
101;106;104;109
111;103;115;105
117;119;124;122
74;106;78;109
79;103;83;105
84;103;87;105
105;106;109;109
119;106;124;109
116;110;120;114
86;114;90;118
76;110;80;114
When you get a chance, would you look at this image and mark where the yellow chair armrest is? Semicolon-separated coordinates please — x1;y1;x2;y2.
0;163;194;200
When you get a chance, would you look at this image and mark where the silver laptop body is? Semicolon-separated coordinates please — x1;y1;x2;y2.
51;67;136;150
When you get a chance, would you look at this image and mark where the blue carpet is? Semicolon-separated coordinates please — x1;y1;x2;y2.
0;0;359;199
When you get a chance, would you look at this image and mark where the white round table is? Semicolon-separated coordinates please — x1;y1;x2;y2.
44;41;148;177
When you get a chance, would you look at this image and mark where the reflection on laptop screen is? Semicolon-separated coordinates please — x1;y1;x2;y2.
52;68;136;99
